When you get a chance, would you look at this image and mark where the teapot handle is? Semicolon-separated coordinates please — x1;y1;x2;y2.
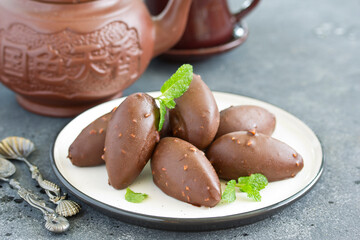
233;0;261;23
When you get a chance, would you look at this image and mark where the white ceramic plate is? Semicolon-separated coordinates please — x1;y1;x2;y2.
51;92;323;231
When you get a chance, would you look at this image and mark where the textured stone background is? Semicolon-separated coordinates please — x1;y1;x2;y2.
0;0;359;239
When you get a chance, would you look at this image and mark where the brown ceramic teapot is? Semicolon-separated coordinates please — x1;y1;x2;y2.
0;0;192;117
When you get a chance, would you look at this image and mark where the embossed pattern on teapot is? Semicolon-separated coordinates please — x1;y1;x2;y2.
0;21;141;95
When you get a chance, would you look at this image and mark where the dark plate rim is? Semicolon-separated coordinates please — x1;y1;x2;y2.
50;92;324;231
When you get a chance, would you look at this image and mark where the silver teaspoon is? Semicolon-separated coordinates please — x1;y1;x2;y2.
0;137;80;217
0;157;70;233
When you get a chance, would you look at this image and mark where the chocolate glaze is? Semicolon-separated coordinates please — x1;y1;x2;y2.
216;105;276;138
104;93;160;189
207;131;304;182
68;112;112;167
170;74;220;149
151;137;221;207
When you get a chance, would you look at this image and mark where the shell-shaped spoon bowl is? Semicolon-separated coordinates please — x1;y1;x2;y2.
56;199;81;217
0;136;35;159
45;214;70;233
0;157;16;178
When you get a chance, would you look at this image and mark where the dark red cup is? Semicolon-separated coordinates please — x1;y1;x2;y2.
146;0;260;49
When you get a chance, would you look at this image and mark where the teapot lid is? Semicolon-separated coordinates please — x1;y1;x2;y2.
32;0;98;3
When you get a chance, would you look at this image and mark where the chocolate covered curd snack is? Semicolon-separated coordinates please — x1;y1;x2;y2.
103;65;194;190
207;130;304;182
151;137;221;207
68;112;112;167
216;105;276;139
103;93;160;189
170;74;220;150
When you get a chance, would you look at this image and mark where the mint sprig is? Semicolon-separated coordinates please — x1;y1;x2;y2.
221;174;268;203
125;188;148;203
237;174;268;201
221;180;237;203
156;64;193;131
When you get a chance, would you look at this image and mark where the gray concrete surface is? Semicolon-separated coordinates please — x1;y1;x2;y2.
0;0;359;239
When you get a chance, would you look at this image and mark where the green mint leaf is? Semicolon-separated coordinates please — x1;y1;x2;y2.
164;99;176;109
221;180;237;203
125;188;148;203
236;174;268;202
156;64;193;131
158;101;167;131
238;174;268;191
160;64;193;100
240;184;262;201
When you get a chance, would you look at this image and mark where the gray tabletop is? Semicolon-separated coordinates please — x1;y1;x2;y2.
1;0;359;239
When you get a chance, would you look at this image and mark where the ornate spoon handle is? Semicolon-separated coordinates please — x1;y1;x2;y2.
19;157;62;202
21;158;81;217
0;137;80;216
8;178;70;233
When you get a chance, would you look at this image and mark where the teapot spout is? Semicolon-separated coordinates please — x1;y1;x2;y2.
152;0;192;57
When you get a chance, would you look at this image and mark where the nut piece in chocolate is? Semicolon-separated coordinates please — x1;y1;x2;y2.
68;112;112;167
151;137;221;207
207;131;304;182
170;74;220;149
104;93;160;189
216;105;276;139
